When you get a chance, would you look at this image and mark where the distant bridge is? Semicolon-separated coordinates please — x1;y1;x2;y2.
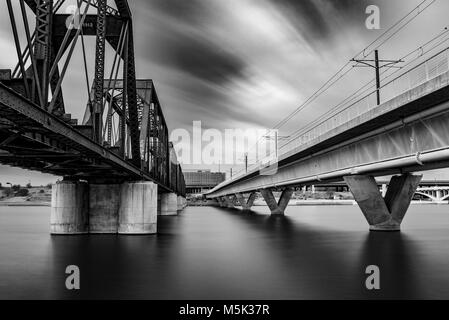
0;0;185;235
207;48;449;231
415;186;449;202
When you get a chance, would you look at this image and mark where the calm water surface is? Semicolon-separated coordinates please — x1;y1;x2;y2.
1;204;449;299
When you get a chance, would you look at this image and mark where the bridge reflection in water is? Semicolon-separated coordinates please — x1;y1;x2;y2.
1;205;449;299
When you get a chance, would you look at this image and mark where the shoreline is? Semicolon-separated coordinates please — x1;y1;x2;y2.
190;199;448;207
0;202;50;207
1;200;447;208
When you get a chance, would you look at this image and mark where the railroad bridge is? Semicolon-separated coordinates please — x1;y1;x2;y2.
0;0;186;234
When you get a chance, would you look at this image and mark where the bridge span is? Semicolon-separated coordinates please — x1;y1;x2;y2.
206;48;449;231
0;0;186;235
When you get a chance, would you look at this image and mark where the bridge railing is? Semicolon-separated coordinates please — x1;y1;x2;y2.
280;47;449;154
219;47;449;187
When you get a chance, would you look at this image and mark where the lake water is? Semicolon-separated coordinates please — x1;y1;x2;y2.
1;204;449;299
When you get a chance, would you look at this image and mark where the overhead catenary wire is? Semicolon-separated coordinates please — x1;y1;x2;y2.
280;35;449;151
282;27;449;145
223;0;440;180
359;0;436;58
243;0;438;158
275;0;437;132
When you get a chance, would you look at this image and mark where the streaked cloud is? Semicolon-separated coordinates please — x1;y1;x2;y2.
1;0;449;181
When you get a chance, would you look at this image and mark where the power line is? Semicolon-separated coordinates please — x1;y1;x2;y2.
244;0;438;157
284;34;449;148
359;0;436;58
351;50;404;105
281;35;449;150
273;0;437;131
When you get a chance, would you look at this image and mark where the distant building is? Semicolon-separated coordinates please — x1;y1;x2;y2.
184;170;226;194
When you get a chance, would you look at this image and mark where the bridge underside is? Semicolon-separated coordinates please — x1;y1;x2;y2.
207;72;449;198
206;71;449;231
0;82;169;186
0;0;187;237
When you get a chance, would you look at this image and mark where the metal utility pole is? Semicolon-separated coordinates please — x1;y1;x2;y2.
274;131;278;159
262;133;290;160
374;50;381;105
244;153;248;173
351;50;403;105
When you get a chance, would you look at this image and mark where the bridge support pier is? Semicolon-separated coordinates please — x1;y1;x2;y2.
159;193;178;216
224;195;236;208
260;188;293;215
217;197;226;207
177;196;186;211
235;192;257;211
89;184;120;234
344;174;422;231
51;180;89;234
118;182;158;234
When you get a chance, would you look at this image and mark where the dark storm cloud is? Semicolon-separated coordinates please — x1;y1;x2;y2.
270;0;371;41
136;1;247;85
155;32;247;84
274;0;330;39
144;0;210;24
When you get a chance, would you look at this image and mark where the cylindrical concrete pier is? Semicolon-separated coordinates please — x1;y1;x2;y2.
89;184;120;234
118;181;158;234
50;180;89;234
177;196;184;211
160;193;177;216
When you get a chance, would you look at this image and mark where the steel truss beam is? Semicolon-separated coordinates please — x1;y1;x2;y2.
2;0;186;195
0;82;174;191
34;0;53;106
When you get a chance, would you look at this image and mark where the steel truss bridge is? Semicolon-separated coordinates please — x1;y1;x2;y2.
0;0;185;196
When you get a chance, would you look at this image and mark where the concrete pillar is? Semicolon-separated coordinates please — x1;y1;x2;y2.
217;197;225;207
160;193;178;216
344;174;422;231
88;184;120;233
381;184;387;198
225;195;235;208
118;181;158;234
235;192;257;211
177;196;186;211
51;180;89;234
260;188;293;215
157;196;161;215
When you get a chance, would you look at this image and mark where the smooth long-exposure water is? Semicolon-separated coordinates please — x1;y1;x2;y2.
1;204;449;299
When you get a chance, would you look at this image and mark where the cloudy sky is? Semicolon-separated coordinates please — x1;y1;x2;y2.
2;0;449;185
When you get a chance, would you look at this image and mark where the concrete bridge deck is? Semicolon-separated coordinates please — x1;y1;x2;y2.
208;70;449;197
206;49;449;231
